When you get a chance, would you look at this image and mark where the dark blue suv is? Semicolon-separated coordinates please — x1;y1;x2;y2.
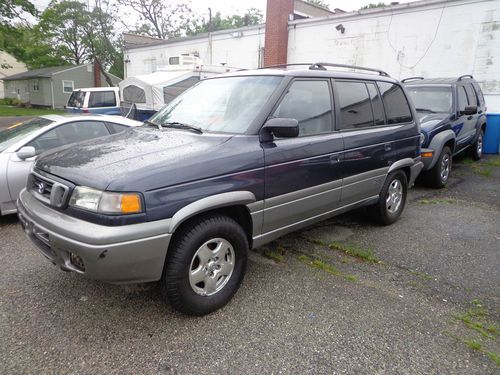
18;63;423;315
404;76;487;188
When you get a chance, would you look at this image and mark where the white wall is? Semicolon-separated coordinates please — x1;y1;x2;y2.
0;51;27;99
288;0;500;112
124;25;265;78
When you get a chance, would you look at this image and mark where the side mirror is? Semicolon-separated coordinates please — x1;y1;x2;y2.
460;105;478;116
260;118;299;142
16;146;36;160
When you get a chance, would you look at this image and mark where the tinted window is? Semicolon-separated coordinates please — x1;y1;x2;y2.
465;84;477;106
0;118;53;153
377;82;413;124
337;81;373;129
89;91;116;108
123;85;146;103
107;122;128;134
28;121;109;154
457;86;468;111
273;80;332;136
367;83;385;125
472;82;485;107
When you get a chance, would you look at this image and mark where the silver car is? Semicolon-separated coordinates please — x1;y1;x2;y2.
0;114;142;215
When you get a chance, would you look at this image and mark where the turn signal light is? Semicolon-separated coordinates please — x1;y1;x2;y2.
421;151;434;158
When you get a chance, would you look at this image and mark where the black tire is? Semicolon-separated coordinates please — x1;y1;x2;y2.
162;214;248;316
424;146;452;189
369;170;408;225
471;129;484;161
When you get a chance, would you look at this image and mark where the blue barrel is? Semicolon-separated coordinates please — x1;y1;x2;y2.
484;113;500;154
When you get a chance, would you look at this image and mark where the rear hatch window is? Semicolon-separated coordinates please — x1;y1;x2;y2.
67;91;85;108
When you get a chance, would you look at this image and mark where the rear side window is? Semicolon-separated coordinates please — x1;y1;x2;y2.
89;91;116;108
67;91;85;108
457;86;469;111
273;80;333;136
377;82;413;124
336;81;373;129
465;84;477;106
366;83;385;125
472;82;485;107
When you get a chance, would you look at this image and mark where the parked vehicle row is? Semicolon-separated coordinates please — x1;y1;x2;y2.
7;63;487;316
404;75;486;188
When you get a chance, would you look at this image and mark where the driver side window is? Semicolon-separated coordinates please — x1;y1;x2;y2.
27;121;109;154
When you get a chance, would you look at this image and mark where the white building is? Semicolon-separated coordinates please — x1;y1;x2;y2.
0;51;27;99
123;0;500;111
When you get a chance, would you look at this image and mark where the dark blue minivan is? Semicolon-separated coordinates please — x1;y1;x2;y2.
18;63;423;315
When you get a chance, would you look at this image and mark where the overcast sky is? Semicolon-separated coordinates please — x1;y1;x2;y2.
31;0;411;17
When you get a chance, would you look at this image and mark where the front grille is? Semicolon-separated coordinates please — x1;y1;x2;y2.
28;171;70;208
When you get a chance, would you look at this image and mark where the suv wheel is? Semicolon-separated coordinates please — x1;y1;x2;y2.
369;170;408;225
471;129;484;160
425;146;452;189
162;214;248;315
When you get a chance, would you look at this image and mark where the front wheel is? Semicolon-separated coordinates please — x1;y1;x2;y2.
369;170;408;225
471;129;484;160
162;214;248;316
424;146;452;189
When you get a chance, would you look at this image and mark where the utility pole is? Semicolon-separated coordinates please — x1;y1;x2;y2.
208;7;213;64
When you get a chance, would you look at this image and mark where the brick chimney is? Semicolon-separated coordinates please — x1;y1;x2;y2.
264;0;294;67
93;61;102;87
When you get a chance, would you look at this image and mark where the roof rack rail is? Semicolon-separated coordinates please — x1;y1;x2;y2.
401;76;424;83
258;63;313;70
457;74;473;81
309;62;390;77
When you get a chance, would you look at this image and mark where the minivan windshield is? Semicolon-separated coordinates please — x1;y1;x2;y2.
406;86;453;114
149;75;283;134
0;117;54;153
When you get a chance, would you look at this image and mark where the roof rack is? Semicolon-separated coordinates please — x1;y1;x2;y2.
457;74;473;81
401;76;424;83
310;62;390;77
259;62;390;77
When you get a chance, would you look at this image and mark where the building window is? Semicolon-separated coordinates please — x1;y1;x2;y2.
62;80;74;93
33;80;40;91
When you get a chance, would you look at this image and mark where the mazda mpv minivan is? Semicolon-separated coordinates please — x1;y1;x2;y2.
18;63;423;315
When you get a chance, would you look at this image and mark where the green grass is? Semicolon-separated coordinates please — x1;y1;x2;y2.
418;197;458;205
465;339;482;351
264;246;285;263
483;156;500;167
455;301;498;339
298;254;357;282
329;241;380;263
0;105;64;116
486;351;500;367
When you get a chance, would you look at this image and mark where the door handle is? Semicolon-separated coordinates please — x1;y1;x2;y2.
467;116;473;120
330;155;340;164
384;143;392;151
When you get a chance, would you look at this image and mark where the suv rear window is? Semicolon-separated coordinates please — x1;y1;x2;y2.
377;82;413;124
89;91;116;108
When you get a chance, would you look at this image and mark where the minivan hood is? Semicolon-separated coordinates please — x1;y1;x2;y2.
36;127;233;190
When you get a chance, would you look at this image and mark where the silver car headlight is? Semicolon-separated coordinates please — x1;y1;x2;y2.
69;186;143;214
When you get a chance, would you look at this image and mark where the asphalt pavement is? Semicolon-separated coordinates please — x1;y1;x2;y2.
0;116;35;130
0;155;499;374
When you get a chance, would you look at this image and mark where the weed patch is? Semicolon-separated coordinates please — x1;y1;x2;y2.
418;197;458;205
298;254;357;282
329;241;380;263
264;245;285;263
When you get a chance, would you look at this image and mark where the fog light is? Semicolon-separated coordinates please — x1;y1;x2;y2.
69;252;85;272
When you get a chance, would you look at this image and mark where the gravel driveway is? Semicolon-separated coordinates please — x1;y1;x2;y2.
1;155;499;374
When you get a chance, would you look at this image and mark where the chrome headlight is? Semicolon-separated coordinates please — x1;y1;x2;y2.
419;132;426;146
69;186;143;214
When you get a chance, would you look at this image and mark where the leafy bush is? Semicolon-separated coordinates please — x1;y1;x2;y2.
0;97;23;106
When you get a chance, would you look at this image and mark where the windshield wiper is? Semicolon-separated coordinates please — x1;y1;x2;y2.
161;121;203;134
143;120;161;129
415;107;436;113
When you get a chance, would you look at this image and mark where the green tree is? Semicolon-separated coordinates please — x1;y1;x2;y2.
0;0;37;26
187;8;264;36
306;0;330;10
118;0;197;39
360;2;387;9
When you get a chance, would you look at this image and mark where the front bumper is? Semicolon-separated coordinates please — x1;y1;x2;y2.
17;189;172;284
